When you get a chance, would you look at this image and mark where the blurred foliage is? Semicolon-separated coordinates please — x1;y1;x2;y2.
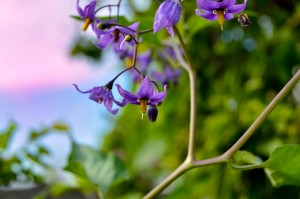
64;143;129;197
80;0;300;198
0;122;69;186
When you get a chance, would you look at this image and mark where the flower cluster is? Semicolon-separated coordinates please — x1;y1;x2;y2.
73;0;249;122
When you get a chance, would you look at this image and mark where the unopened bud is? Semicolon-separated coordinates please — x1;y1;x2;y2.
147;106;158;122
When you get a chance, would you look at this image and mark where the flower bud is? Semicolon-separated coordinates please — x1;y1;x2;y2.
147;106;158;122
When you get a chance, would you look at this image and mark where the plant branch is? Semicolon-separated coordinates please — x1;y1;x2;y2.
223;69;300;159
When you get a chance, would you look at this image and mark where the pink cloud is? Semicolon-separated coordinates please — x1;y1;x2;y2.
0;0;113;94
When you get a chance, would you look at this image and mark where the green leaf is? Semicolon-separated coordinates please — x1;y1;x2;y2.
230;150;264;170
232;150;263;165
64;143;129;193
29;122;69;141
264;144;300;187
0;122;16;150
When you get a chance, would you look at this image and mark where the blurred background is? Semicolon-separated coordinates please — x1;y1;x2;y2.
1;0;300;198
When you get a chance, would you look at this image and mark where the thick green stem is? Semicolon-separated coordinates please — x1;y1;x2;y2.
223;69;300;159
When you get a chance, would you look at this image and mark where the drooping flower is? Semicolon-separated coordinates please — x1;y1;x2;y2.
153;0;182;37
152;66;182;86
73;84;126;115
76;0;97;31
116;76;167;117
93;22;140;53
195;0;247;30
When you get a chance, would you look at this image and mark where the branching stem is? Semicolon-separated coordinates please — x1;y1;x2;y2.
143;26;300;198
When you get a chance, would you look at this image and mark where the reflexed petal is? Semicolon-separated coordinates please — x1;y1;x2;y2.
84;1;97;19
116;84;139;104
149;85;167;104
76;0;84;19
227;0;247;14
113;97;127;107
166;26;174;37
73;84;92;93
195;9;217;21
128;22;140;33
104;98;118;115
137;76;154;99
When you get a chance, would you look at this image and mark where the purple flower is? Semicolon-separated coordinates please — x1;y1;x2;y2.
93;22;140;52
153;0;182;37
195;0;247;30
77;0;97;31
73;84;126;115
116;76;167;115
152;66;182;86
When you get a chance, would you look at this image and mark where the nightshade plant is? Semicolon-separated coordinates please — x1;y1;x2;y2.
71;0;300;198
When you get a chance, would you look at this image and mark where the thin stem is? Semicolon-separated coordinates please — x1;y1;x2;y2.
173;26;194;70
172;37;197;161
138;28;154;35
117;0;121;22
223;69;300;159
94;4;119;14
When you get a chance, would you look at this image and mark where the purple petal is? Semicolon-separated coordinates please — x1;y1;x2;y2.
83;0;97;19
219;0;237;9
166;26;174;37
76;0;84;19
227;0;247;14
113;97;127;107
224;13;234;20
95;33;114;49
116;84;139;104
196;0;220;10
117;22;140;35
137;76;154;99
104;98;118;115
153;0;181;34
149;85;167;104
195;9;217;21
73;84;92;94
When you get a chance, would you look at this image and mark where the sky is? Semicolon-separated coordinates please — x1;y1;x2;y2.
0;0;128;168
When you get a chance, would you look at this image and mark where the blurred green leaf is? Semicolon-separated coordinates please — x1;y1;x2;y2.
0;122;16;150
29;122;69;141
231;150;263;166
264;145;300;187
65;143;129;193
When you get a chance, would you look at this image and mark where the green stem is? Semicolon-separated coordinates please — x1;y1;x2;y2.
230;163;265;170
173;26;197;160
143;161;192;199
223;69;300;160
